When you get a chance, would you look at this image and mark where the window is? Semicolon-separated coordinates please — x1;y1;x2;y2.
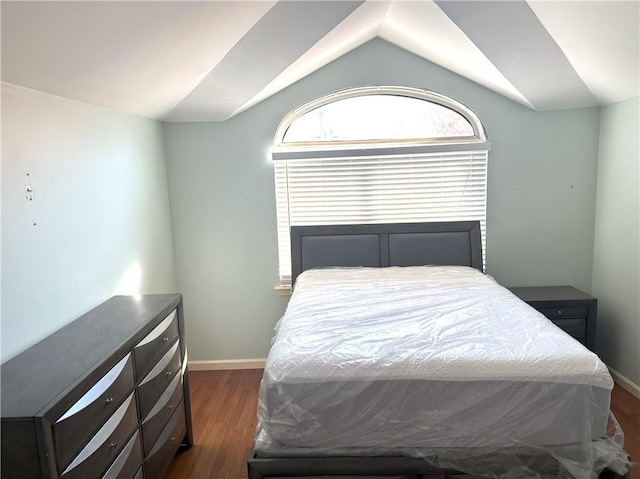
273;87;489;286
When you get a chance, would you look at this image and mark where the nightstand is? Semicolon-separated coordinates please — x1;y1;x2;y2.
507;286;597;352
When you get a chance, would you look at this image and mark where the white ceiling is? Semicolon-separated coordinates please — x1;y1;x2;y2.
2;1;638;122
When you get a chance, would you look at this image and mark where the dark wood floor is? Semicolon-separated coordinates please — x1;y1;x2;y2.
166;369;639;479
611;384;640;479
166;369;263;479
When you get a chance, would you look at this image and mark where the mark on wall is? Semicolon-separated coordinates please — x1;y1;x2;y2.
26;172;38;227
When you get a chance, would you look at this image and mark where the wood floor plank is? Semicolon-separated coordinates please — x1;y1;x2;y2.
166;370;639;479
611;384;640;479
165;370;262;479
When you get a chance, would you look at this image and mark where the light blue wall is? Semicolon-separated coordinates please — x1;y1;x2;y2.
163;39;601;361
592;97;640;386
1;83;178;363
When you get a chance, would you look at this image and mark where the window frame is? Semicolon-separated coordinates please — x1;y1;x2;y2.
273;86;487;155
272;86;490;289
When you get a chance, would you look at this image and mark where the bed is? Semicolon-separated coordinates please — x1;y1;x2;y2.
248;221;629;479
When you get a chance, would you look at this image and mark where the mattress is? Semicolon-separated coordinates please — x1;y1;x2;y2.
258;266;613;450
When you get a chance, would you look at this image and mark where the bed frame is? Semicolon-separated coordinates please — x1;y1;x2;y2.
247;450;628;479
248;221;628;479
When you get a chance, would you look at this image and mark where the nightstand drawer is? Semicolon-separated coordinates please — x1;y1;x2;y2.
551;317;586;338
538;307;587;318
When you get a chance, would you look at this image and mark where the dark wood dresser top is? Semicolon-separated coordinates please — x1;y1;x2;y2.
1;294;181;419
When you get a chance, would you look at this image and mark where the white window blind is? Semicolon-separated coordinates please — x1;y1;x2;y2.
275;149;488;285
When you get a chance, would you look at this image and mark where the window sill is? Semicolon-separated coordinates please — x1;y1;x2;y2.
274;284;292;297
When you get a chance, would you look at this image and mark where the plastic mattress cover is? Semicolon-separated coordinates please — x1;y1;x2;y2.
257;266;629;479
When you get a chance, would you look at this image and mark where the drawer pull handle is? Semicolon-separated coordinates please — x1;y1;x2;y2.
168;404;175;410
170;436;177;442
557;310;562;315
104;397;114;404
162;337;170;342
109;442;117;448
166;371;172;377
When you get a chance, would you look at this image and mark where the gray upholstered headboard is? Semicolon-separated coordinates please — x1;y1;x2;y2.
290;221;483;287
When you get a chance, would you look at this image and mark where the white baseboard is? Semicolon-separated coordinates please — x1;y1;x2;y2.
188;359;266;371
608;366;640;399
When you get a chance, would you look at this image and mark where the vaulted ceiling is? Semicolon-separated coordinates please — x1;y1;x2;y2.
2;1;638;122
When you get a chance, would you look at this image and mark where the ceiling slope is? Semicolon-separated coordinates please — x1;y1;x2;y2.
164;1;364;121
1;1;277;118
379;0;533;108
436;0;598;111
2;1;638;121
235;1;390;119
528;0;640;106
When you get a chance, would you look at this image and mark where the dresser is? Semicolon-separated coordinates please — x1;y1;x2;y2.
1;294;193;479
508;286;597;351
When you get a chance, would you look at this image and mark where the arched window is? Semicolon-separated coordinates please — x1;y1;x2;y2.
273;87;489;286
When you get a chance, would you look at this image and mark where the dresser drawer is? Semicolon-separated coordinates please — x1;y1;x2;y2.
102;429;142;479
134;310;179;381
144;403;187;479
60;393;138;479
138;340;182;420
551;317;587;339
54;354;135;471
141;372;184;456
538;307;587;318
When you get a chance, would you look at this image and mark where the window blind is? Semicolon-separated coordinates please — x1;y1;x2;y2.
274;150;488;285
